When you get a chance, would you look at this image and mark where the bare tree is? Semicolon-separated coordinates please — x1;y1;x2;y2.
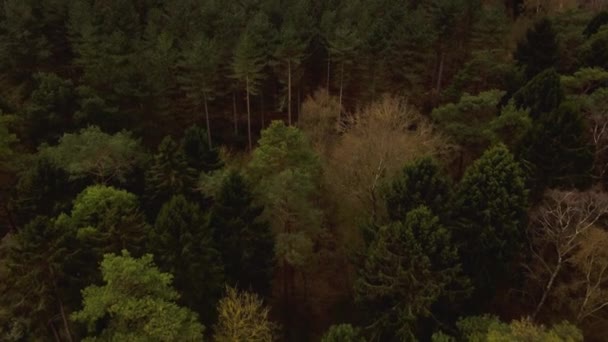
526;189;608;319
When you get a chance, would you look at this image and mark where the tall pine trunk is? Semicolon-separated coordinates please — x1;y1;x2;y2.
288;59;292;125
436;51;445;93
233;91;238;136
203;92;212;148
338;62;344;118
246;76;252;151
326;55;331;94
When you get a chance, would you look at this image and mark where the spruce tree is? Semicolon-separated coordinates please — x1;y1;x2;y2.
513;68;563;119
452;144;528;298
385;157;452;222
150;195;224;323
209;171;273;295
180;124;222;173
514;18;559;79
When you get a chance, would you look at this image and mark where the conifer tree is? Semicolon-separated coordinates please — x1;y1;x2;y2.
452;144;528;298
513;68;563;119
515;18;560;79
150;195;224;323
209;171;273;295
180;124;222;173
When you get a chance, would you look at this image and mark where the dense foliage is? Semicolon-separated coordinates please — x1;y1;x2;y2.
2;1;608;341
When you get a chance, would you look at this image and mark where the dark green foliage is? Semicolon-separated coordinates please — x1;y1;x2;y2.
181;124;222;173
583;11;608;37
513;68;563;119
385;157;451;222
0;216;75;340
145;136;197;209
581;29;608;70
452;144;528;297
22;73;76;145
209;171;273;295
355;206;463;340
515;18;560;79
321;324;366;342
519;102;594;192
150;195;224;323
13;157;73;227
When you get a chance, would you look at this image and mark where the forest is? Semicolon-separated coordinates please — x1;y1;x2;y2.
1;0;608;341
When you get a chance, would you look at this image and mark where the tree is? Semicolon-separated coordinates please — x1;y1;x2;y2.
525;189;608;321
180;124;222;173
38;126;147;185
273;0;312;125
385;157;452;222
519;102;594;192
298;89;341;155
355;207;463;340
21;72;76;145
515;18;560;79
209;171;273;295
0;114;16;168
581;26;608;70
213;287;278;342
71;251;204;341
145;135;197;208
0;216;76;341
513;68;564;119
149;195;224;322
321;324;365;342
232;13;270;150
583;11;608;37
178;35;220;147
452;144;528;298
578;88;608;182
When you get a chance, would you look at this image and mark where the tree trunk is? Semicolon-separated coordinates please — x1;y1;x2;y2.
203;92;212;148
436;51;445;93
49;321;61;342
260;91;265;128
283;260;292;341
338;62;344;118
58;296;73;342
246;76;252;151
297;87;301;122
233;91;238;136
533;257;563;320
326;55;331;94
288;59;292;126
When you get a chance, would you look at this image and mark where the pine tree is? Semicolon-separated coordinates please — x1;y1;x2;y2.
232;13;270;150
209;171;273;295
452;144;528;299
180;124;222;173
515;18;560;79
150;195;224;323
583;11;608;38
145;136;197;209
178;34;220;147
321;324;365;342
385;157;452;222
355;206;463;340
513;68;563;119
72;251;204;341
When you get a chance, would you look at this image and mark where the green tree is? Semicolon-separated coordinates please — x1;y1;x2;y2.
22;72;76;145
149;195;224;323
38;126;147;185
519;102;594;192
515;18;560;79
232;13;270;150
452;144;528;298
355;206;463;340
583;11;608;37
0;115;15;166
178;35;220;147
0;216;76;341
209;171;273;295
385;157;452;222
180;124;222;173
145;135;197;208
71;250;204;341
321;324;366;342
581;26;608;70
513;68;563;119
213;287;278;342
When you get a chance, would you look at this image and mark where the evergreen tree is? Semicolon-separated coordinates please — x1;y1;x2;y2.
72;251;204;341
145;135;197;209
209;171;273;295
355;206;463;340
231;13;270;150
321;324;366;342
452;144;528;299
583;11;608;38
513;68;563;119
519;102;594;192
178;34;220;147
149;195;224;323
180;124;222;173
385;157;452;222
515;18;560;79
581;27;608;70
